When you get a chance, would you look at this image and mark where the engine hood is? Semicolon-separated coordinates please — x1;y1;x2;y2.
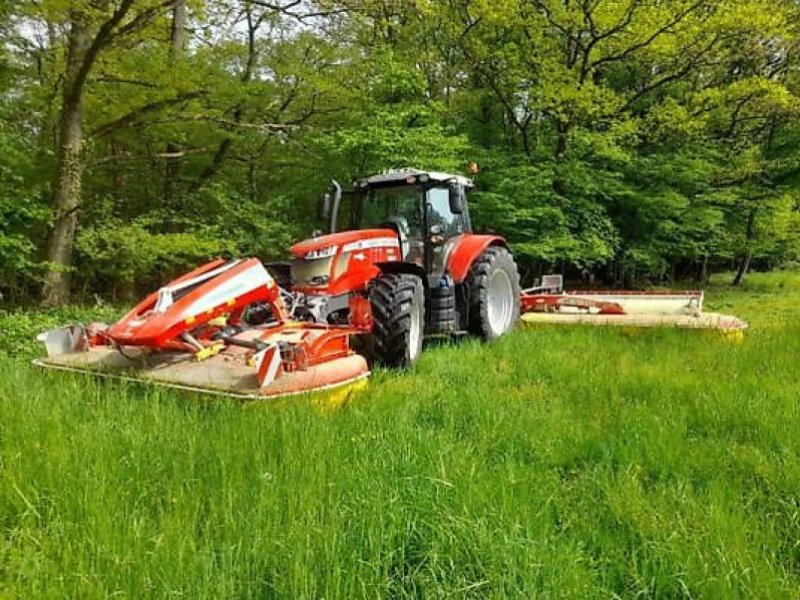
289;229;398;258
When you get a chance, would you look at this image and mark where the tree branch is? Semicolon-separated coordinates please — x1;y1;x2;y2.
92;91;205;137
113;0;179;39
68;0;180;105
249;0;355;21
93;147;212;165
67;0;137;105
591;0;709;71
528;0;584;53
617;32;724;114
177;115;298;133
92;76;159;88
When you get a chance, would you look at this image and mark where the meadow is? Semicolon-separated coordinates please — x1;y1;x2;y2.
1;272;799;598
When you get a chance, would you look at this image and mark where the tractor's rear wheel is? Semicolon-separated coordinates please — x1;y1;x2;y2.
467;246;521;340
369;273;424;368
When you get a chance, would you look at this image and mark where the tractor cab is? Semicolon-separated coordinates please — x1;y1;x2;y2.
323;169;474;283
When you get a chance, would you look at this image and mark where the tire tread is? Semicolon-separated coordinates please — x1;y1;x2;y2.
466;246;521;339
369;273;423;367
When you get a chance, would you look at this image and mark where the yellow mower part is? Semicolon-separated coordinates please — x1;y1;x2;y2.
314;377;369;410
719;328;745;344
194;342;225;361
208;315;228;327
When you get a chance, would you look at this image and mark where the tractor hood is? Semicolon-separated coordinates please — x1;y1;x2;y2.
289;229;399;259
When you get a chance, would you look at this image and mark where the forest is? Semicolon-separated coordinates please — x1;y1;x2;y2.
2;0;800;305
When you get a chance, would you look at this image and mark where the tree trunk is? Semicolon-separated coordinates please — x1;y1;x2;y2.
553;119;570;195
164;0;187;208
555;119;570;162
732;248;752;286
732;208;757;286
169;0;186;57
697;253;709;285
41;15;90;307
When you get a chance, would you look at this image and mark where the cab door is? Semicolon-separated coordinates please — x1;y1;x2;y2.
425;186;469;283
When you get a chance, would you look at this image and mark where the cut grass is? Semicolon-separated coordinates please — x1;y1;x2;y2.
2;271;800;598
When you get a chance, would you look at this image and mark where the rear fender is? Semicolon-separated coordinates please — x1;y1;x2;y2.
447;235;508;283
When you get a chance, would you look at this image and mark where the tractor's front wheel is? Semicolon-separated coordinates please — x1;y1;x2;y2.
369;273;424;368
467;246;521;340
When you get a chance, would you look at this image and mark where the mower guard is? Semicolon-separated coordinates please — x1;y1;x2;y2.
519;276;747;331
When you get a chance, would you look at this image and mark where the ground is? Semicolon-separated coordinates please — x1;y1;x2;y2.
1;272;799;598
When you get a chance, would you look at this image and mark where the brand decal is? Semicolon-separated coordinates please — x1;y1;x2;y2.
342;237;400;252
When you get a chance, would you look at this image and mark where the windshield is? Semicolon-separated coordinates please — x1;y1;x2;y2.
355;186;425;238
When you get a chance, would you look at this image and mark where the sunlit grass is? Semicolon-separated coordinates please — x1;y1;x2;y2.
1;272;799;598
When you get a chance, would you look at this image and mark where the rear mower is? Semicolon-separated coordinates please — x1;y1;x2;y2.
36;168;746;399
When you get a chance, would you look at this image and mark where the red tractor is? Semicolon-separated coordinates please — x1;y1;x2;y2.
288;168;521;367
36;168;521;398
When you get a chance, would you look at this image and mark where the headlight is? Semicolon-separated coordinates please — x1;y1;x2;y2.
304;245;337;260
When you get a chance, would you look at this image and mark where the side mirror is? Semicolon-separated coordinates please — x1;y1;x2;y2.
448;182;464;214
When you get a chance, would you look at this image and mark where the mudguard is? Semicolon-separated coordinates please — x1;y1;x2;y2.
446;234;508;283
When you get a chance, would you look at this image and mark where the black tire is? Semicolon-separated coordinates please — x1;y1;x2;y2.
466;246;521;340
427;286;457;333
369;273;425;368
429;308;456;322
430;290;456;310
429;308;457;330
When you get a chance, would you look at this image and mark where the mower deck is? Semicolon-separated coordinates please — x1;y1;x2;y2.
34;345;369;400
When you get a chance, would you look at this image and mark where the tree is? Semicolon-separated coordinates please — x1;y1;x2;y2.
1;0;799;302
40;0;180;306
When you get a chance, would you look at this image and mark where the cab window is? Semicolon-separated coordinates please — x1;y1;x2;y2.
357;186;424;238
427;187;464;237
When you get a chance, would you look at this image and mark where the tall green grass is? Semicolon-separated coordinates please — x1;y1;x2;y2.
2;272;800;598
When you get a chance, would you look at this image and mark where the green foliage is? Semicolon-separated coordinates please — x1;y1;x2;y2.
0;94;48;297
309;49;470;179
0;138;44;278
470;157;618;267
2;0;800;300
0;304;122;358
75;222;232;296
2;277;800;597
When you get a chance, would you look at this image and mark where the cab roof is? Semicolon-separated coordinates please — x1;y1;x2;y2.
355;168;474;189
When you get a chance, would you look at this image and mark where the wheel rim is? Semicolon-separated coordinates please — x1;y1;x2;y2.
487;269;514;336
409;296;422;360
